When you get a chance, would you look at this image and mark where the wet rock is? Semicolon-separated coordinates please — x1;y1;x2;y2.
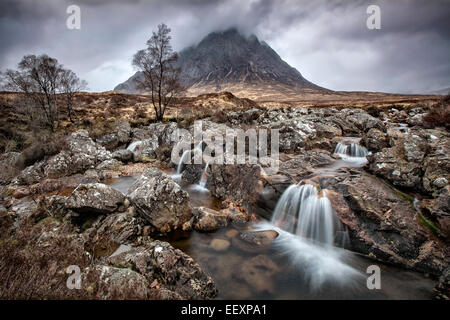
232;230;279;253
207;163;262;210
234;255;279;294
330;171;448;276
192;207;229;232
127;167;193;232
29;172;99;196
108;240;217;299
181;163;204;184
66;183;126;214
209;238;231;251
96;133;119;151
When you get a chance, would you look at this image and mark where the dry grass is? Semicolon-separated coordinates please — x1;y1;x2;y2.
422;95;450;129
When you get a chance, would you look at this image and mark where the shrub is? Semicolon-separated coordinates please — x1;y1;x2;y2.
422;94;450;129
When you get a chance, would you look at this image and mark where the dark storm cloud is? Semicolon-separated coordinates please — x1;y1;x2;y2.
0;0;449;93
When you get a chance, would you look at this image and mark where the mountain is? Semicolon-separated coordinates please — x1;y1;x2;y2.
114;28;327;100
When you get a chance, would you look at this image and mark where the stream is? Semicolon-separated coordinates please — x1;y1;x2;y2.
106;139;437;300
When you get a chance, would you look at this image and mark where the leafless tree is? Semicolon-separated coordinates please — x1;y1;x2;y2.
60;69;88;122
132;23;185;121
1;54;87;131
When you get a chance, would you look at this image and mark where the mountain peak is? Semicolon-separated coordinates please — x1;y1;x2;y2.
115;29;325;98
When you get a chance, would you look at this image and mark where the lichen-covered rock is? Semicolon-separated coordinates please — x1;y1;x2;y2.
362;128;389;152
82;265;151;299
112;149;133;163
192;207;229;232
66;183;126;214
127;167;193;232
108;240;218;299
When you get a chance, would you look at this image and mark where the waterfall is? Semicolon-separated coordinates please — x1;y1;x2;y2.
176;150;191;175
334;142;368;158
199;162;209;188
127;141;142;152
271;184;344;246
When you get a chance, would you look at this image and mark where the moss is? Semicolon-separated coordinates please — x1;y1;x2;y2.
37;217;58;226
418;213;447;242
139;155;157;163
81;218;94;231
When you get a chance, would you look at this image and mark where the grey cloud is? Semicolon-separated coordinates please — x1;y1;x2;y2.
0;0;449;93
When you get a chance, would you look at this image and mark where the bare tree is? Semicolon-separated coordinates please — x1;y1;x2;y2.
132;23;184;121
60;69;87;122
1;54;88;131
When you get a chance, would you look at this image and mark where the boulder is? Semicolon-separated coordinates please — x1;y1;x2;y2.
108;240;218;299
329;171;448;276
0;152;21;185
112;149;133;163
66;183;126;214
127;167;193;232
82;265;150;299
192;207;229;232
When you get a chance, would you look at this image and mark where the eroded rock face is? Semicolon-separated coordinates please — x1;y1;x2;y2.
108;240;218;299
127;167;193;232
327;171;448;276
66;183;126;214
192;207;229;232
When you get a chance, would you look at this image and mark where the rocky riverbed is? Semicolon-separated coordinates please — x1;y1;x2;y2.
0;104;448;299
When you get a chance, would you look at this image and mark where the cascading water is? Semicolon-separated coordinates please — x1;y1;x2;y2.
199;162;209;188
176;150;191;175
334;142;368;158
127;141;142;152
271;184;346;246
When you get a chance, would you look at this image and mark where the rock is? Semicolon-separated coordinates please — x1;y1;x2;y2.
232;230;279;253
234;255;279;294
330;171;448;276
96;159;122;171
132;137;159;161
108;241;218;299
362;128;388;152
434;267;450;300
207;163;262;209
209;238;231;251
96;133;119;151
43;130;112;179
431;186;450;238
82;265;151;299
127;167;193;232
84;208;144;246
192;207;229;232
17;160;45;185
112;149;134;163
66;183;126;214
181;163;204;184
0;152;21;185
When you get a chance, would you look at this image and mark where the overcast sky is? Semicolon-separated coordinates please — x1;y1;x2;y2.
1;0;449;93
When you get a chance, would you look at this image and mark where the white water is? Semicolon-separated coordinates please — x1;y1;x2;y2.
199;162;209;188
126;141;142;152
334;142;369;164
176;150;191;175
271;184;344;246
255;221;361;289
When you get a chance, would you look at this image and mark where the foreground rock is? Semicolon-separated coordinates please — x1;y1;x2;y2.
326;171;448;276
108;240;217;299
66;183;126;214
127;167;193;232
192;207;229;232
